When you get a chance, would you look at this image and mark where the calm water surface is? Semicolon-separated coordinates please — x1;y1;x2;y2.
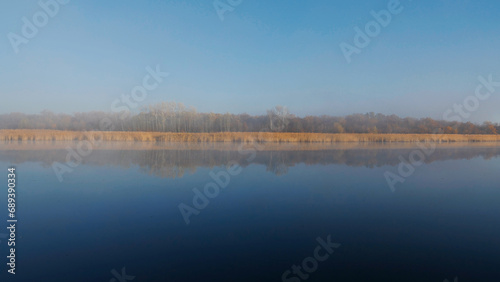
0;143;499;281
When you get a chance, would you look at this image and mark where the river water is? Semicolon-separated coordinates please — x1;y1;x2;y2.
0;142;499;281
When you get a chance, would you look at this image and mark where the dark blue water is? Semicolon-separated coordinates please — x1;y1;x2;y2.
0;144;499;281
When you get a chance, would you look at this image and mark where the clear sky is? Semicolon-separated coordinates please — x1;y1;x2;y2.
1;0;499;122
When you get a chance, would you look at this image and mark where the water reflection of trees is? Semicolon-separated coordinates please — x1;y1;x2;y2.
1;145;500;178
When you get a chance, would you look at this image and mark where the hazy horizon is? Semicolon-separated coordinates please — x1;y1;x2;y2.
1;105;500;125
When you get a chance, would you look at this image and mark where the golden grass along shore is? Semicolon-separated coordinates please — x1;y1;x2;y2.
1;129;500;143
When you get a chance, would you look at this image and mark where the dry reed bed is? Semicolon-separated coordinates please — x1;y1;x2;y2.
3;141;500;152
1;130;500;143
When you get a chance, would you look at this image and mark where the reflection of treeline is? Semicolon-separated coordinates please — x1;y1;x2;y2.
2;146;499;178
0;103;498;134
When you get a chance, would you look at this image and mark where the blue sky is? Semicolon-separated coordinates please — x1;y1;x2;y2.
1;0;499;122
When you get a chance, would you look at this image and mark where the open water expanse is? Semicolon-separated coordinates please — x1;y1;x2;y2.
0;142;499;281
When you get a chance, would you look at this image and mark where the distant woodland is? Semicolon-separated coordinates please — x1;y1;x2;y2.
1;102;498;134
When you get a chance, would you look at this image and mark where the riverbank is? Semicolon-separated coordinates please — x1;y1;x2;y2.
1;129;500;143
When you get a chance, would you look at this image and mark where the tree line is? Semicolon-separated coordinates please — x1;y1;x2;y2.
1;102;498;134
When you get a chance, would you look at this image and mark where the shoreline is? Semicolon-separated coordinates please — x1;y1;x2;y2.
1;129;500;144
2;141;500;152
